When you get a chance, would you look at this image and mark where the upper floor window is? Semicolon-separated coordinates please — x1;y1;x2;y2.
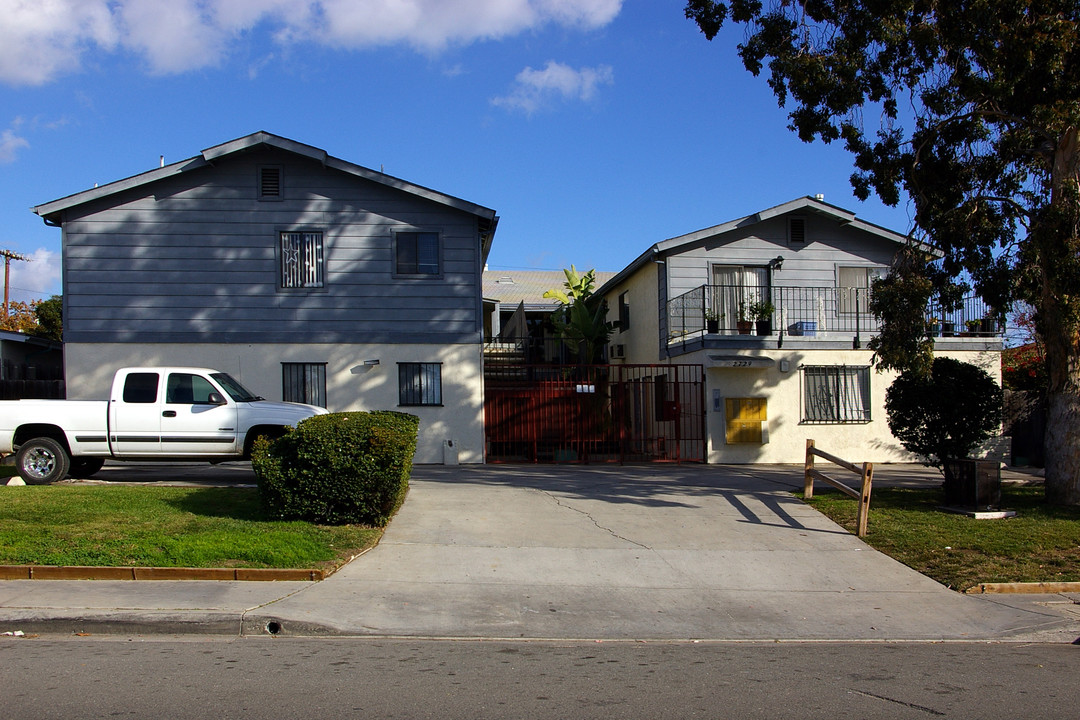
618;291;630;332
280;231;324;289
259;166;282;200
394;231;440;276
711;265;770;323
837;266;882;315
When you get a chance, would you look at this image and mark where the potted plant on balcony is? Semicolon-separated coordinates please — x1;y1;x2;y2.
963;319;980;336
705;310;722;334
980;312;998;336
750;299;775;336
926;316;941;337
736;302;753;335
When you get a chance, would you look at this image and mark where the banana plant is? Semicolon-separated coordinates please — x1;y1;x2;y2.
543;265;614;364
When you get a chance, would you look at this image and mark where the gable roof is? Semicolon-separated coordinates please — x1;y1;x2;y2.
597;195;928;295
33;131;499;259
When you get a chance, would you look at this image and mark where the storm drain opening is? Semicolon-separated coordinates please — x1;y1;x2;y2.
265;621;282;635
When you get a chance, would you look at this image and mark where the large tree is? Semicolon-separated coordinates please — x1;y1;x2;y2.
685;0;1080;503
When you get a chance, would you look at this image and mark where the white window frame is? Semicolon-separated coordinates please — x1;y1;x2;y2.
801;365;872;424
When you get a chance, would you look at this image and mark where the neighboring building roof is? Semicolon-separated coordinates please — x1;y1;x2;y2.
483;270;617;309
0;329;61;350
596;195;928;296
33;131;499;261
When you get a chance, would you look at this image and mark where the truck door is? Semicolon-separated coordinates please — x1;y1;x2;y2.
109;371;162;456
159;371;239;455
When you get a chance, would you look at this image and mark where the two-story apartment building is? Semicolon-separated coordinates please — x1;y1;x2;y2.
34;132;497;464
598;196;1003;464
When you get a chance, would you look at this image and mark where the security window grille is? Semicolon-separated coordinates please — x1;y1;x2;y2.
399;362;442;406
395;232;440;275
282;363;327;408
280;231;324;288
802;365;871;423
259;167;281;199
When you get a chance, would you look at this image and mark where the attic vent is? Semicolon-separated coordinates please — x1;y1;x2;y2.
259;166;281;199
788;217;806;245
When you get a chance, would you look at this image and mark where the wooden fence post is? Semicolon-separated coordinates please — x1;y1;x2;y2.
803;439;815;499
855;461;874;538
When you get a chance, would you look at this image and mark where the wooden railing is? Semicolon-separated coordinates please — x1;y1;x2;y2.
803;439;874;537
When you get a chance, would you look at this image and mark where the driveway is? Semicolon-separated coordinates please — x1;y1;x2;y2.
248;464;1076;640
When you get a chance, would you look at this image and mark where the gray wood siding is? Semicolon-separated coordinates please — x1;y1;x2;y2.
61;149;486;344
665;214;897;300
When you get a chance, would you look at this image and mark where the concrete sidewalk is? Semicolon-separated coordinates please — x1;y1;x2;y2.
1;464;1078;641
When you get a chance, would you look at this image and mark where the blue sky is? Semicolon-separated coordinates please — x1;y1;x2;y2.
0;0;916;305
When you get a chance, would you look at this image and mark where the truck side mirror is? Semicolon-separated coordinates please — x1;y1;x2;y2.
207;392;228;406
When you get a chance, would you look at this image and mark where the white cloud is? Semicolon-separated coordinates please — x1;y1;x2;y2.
0;129;30;163
492;61;614;114
7;248;61;301
0;0;624;84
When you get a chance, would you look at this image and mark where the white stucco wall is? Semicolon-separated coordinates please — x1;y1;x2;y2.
64;342;484;464
686;347;1002;464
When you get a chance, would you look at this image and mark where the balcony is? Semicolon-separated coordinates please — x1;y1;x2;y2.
667;284;1002;349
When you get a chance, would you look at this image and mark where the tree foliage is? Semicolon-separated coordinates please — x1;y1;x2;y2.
886;357;1003;472
685;0;1080;502
543;265;613;364
0;296;61;339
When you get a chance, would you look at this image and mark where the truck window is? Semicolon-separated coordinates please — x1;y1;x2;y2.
166;373;219;405
123;373;160;403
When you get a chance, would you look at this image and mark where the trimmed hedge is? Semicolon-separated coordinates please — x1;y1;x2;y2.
251;411;419;526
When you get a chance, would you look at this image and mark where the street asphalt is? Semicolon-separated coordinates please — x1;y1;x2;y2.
2;462;1079;642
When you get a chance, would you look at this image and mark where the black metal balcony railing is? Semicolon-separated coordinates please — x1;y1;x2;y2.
484;336;608;365
667;284;1002;344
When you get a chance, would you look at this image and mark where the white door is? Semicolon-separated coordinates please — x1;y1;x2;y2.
109;371;162;456
159;372;239;455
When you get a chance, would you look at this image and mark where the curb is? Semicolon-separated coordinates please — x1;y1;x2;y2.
966;582;1080;594
0;565;325;581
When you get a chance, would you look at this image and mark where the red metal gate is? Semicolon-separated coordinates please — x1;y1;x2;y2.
484;364;706;463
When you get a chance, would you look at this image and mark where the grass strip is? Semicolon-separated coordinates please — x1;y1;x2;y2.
804;484;1080;591
0;485;381;571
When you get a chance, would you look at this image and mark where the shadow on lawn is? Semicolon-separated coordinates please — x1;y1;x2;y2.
163;486;268;521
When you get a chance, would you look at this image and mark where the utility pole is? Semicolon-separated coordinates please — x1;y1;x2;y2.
1;249;31;322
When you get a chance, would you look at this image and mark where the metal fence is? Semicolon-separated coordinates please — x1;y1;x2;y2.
484;363;705;464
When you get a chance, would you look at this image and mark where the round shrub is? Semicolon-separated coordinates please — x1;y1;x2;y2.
252;411;419;526
885;357;1003;470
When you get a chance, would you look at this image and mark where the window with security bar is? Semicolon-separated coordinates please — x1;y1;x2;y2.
802;365;871;423
280;231;324;288
398;362;442;406
282;362;327;408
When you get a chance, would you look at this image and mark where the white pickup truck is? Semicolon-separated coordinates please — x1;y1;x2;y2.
0;367;328;484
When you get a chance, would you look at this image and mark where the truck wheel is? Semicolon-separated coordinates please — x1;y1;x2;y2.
69;457;106;478
16;437;71;485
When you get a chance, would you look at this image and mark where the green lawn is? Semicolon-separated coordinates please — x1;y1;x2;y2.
804;484;1080;591
0;485;381;570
